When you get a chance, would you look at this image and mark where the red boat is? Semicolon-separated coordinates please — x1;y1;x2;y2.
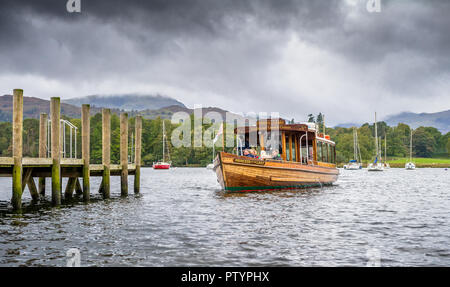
153;121;171;170
153;162;171;169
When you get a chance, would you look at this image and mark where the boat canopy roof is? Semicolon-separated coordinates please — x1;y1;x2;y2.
235;118;315;134
234;118;335;145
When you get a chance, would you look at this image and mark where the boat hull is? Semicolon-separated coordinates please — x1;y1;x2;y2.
367;163;384;171
405;162;416;170
214;152;339;192
344;163;362;170
153;164;171;169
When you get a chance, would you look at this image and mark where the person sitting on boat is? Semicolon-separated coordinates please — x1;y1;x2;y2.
271;149;282;160
250;149;259;159
260;150;272;159
243;149;255;158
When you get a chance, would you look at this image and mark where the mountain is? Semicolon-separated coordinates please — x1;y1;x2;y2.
140;105;246;123
63;94;185;111
0;95;121;121
0;94;242;123
334;123;361;128
384;110;450;134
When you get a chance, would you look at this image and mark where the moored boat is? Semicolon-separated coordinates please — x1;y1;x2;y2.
405;128;415;170
344;127;362;170
344;160;362;170
213;118;339;192
153;120;171;170
368;112;384;172
153;162;171;169
405;162;416;170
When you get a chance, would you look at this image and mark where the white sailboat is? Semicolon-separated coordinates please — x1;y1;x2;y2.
384;134;390;169
367;112;384;171
153;121;171;169
405;128;415;170
206;135;215;170
344;127;362;170
207;123;223;169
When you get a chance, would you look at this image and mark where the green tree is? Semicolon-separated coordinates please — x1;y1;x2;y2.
413;127;436;157
447;138;450;157
316;113;323;127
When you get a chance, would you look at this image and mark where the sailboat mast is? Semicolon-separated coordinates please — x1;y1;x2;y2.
353;128;357;160
162;121;165;162
385;133;387;163
374;112;378;159
212;131;215;161
410;128;413;162
379;137;381;159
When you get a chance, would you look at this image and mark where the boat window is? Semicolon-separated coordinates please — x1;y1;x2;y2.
308;144;313;162
331;145;336;163
318;141;322;162
285;135;290;161
331;145;334;163
329;145;332;163
292;136;297;162
324;143;329;163
300;139;308;164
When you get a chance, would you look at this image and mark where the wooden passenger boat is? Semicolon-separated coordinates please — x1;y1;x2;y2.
213;119;339;192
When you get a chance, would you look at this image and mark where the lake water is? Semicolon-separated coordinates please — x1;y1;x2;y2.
0;167;449;266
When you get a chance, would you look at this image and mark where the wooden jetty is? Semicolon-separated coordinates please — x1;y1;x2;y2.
0;89;142;212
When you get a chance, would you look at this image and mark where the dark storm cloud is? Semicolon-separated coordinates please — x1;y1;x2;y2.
0;0;344;81
0;0;449;124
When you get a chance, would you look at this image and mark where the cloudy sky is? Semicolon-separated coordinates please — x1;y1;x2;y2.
1;0;449;125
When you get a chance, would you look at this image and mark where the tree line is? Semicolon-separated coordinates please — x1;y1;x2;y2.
0;113;448;166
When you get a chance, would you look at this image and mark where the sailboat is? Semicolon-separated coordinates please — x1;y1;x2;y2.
405;128;415;170
153;121;171;169
206;140;215;170
207;123;223;169
383;134;390;169
344;127;362;170
367;112;384;171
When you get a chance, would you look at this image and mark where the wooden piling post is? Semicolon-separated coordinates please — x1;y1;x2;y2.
51;97;61;206
39;113;48;196
64;177;76;199
101;109;111;199
120;113;128;196
81;104;90;202
22;168;39;202
75;178;83;196
12;89;23;211
134;116;142;194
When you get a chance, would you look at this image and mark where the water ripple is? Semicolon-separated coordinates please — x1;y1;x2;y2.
0;167;449;266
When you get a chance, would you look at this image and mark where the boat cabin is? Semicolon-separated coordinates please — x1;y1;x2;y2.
235;118;336;168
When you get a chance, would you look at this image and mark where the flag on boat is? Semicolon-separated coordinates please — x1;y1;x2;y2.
213;123;223;143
